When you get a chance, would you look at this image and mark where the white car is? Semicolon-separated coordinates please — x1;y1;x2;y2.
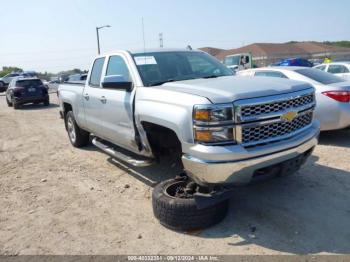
313;62;350;80
237;67;350;131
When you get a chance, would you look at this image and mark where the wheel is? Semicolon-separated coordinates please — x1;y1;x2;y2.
6;96;13;107
152;178;229;231
65;111;90;147
44;99;50;106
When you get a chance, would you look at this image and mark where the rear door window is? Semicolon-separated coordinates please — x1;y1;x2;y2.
89;57;105;87
328;65;349;74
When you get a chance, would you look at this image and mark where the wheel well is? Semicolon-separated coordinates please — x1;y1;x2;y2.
63;103;73;130
142;122;182;160
63;103;72;117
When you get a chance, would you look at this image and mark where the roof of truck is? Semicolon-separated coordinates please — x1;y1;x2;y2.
130;48;200;54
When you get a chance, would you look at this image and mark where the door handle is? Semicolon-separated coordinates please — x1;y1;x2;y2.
83;93;89;100
100;96;107;104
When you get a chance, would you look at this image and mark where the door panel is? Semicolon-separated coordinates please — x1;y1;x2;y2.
89;54;139;153
82;85;106;134
96;88;137;152
83;57;106;135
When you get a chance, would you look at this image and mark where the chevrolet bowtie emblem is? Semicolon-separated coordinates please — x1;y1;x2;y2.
281;111;298;122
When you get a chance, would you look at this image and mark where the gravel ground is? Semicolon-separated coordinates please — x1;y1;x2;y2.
0;93;350;255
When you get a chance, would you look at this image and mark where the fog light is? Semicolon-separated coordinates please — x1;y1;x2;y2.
194;130;212;142
194;127;234;144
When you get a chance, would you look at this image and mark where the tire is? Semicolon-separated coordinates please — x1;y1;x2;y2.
13;101;20;110
152;179;229;231
6;96;13;107
65;111;90;147
44;99;50;106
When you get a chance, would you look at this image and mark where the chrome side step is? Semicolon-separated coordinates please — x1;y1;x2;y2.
92;137;153;167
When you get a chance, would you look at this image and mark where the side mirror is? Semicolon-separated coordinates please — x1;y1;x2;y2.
102;75;133;92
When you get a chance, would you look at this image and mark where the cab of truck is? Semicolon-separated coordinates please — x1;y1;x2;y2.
223;53;252;72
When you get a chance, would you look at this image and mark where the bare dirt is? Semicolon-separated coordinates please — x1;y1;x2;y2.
0;93;350;255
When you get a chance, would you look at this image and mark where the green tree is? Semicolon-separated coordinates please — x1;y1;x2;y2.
0;66;23;77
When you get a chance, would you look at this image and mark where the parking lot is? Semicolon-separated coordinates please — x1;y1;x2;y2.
0;93;350;255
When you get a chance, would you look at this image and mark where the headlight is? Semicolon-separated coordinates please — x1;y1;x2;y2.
193;104;235;144
193;104;233;123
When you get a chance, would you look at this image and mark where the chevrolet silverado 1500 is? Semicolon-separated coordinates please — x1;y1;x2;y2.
58;49;320;231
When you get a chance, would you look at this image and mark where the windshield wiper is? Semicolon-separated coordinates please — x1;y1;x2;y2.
202;75;222;79
148;79;176;86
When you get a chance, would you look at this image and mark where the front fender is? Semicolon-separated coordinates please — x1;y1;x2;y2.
136;100;192;143
135;87;211;151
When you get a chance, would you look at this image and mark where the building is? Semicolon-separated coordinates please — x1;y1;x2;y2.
200;42;350;66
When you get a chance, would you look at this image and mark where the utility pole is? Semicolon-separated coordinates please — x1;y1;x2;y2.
142;18;146;53
96;28;100;54
159;33;163;48
96;25;111;55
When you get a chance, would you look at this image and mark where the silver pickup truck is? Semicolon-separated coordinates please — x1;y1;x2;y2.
58;49;320;231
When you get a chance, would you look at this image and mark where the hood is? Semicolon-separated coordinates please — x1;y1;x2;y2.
159;76;313;103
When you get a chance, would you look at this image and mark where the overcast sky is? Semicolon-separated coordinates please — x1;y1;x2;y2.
1;0;349;73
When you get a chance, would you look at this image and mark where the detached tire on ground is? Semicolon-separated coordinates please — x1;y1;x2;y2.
152;179;229;231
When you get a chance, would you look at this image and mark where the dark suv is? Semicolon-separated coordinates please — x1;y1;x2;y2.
6;78;49;109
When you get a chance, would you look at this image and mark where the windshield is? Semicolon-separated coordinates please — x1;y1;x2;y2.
132;51;233;86
296;68;345;85
5;73;20;78
223;55;240;66
16;79;43;88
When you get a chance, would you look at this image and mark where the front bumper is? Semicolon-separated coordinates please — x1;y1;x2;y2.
182;121;320;186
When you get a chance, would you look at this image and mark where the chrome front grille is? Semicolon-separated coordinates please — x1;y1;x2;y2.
234;89;315;147
241;93;314;118
241;111;313;146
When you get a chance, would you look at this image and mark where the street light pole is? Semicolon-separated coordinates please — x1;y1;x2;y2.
96;27;101;55
96;25;111;55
